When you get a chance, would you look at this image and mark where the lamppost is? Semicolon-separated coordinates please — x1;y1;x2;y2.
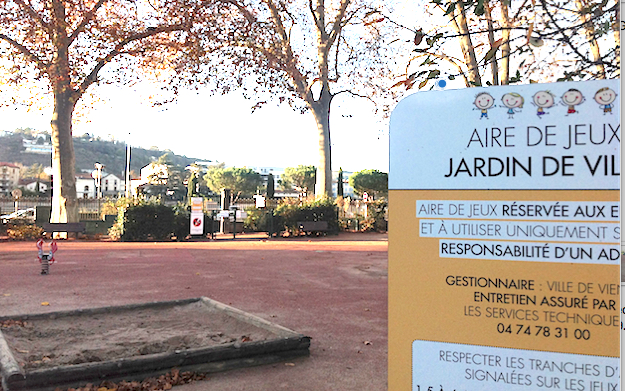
125;133;131;198
94;162;104;198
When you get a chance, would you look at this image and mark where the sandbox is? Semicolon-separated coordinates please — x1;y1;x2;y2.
0;297;310;391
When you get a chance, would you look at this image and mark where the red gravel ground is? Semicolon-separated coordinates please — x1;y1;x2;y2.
0;232;388;391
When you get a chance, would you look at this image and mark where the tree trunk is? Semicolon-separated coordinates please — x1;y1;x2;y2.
310;0;333;198
49;0;79;230
50;89;79;226
499;0;511;84
576;0;605;78
311;89;332;198
614;4;620;71
452;1;482;86
484;0;499;85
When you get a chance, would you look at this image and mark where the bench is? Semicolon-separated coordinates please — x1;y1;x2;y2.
42;222;86;238
297;221;329;236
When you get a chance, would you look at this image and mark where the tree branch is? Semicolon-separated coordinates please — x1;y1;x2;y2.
331;89;376;106
539;0;604;67
68;0;109;45
328;0;351;47
309;0;322;32
75;24;188;99
220;0;258;24
264;0;311;103
0;33;47;70
14;0;51;33
332;34;341;82
265;0;289;45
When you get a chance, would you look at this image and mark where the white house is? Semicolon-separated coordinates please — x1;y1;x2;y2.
75;173;96;198
101;173;123;196
21;180;49;194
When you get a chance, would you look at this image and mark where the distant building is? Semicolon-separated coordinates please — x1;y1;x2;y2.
20;179;50;194
75;173;96;198
140;163;168;184
101;173;123;196
248;166;284;190
125;163;170;197
22;138;52;154
0;163;20;195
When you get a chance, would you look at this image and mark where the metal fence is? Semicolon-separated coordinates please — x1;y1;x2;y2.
0;196;279;214
339;199;368;219
0;196;51;215
2;196;386;222
0;197;112;215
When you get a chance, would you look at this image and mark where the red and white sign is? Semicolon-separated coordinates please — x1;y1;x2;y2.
190;197;204;235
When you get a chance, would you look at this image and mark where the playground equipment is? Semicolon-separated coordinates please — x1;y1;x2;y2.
36;239;58;275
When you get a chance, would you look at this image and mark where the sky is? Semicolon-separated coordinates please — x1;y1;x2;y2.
0;0;426;174
0;84;391;173
4;0;612;174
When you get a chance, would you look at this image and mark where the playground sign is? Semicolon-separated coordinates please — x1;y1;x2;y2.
389;79;620;391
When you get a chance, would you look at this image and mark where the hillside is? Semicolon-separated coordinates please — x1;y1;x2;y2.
0;132;204;177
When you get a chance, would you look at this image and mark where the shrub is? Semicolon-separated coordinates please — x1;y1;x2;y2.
172;212;191;240
338;200;387;233
244;208;281;235
361;200;388;232
7;224;44;240
123;203;175;241
243;198;339;236
274;197;338;235
108;197;133;241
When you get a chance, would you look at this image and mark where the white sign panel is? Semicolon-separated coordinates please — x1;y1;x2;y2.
390;80;620;191
190;212;204;235
412;340;619;391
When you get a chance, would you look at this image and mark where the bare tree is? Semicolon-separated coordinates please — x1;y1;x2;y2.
201;0;398;197
392;0;619;91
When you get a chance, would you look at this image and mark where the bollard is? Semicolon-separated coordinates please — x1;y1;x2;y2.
36;239;57;275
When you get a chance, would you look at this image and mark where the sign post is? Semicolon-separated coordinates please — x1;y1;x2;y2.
389;80;620;391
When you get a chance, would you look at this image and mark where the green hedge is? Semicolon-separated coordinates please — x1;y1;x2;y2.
110;199;190;241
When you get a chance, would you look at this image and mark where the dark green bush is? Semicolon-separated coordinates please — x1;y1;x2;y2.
122;203;176;241
108;198;189;241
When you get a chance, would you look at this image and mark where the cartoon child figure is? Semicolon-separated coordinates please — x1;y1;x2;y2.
532;90;555;118
561;88;585;115
593;87;617;115
501;93;524;119
474;92;495;119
